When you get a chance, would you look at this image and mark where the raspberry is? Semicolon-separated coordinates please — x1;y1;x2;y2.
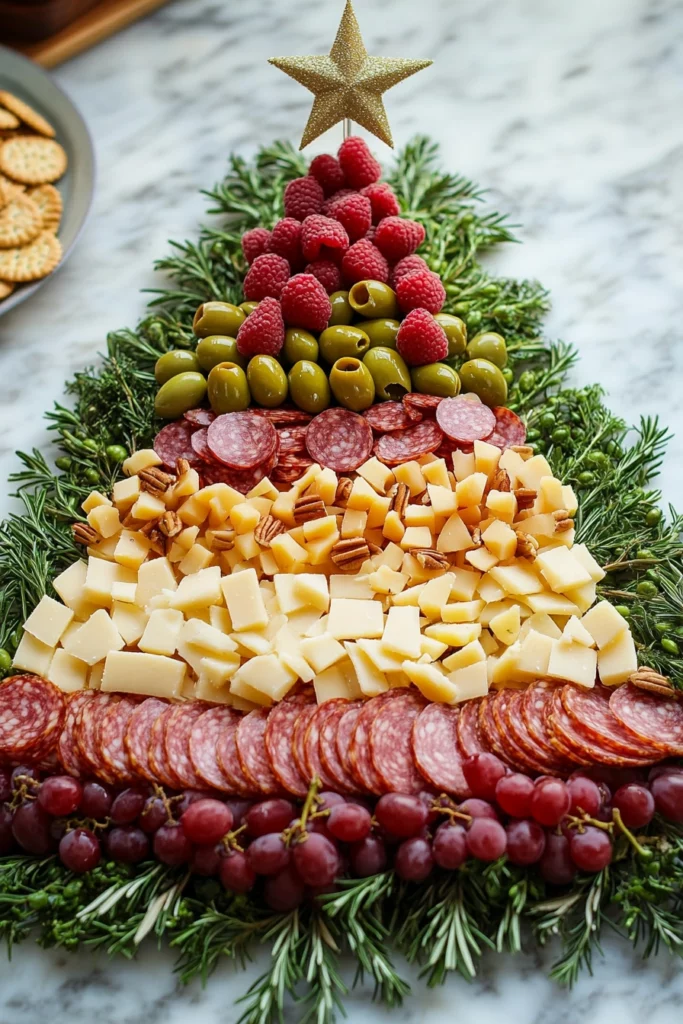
390;254;429;288
396;308;448;366
242;253;291;302
361;182;400;223
300;215;349;263
283;176;324;221
280;273;332;332
236;297;285;358
374;217;426;263
396;270;446;315
309;154;345;197
321;188;356;216
241;227;271;265
341;239;389;285
305;259;342;294
331;193;372;242
365;225;376;243
338;136;382;190
269;218;303;270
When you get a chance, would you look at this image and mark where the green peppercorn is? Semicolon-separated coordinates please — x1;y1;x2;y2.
655;622;672;635
0;649;12;673
551;427;570;444
28;891;50;911
661;637;680;655
526;429;540;443
635;549;654;560
539;412;556;430
587;450;608;467
81;438;99;452
84;468;100;485
646;508;662;526
577;471;595;486
63;881;82;899
55;457;71;472
105;445;128;463
502;367;514;385
636;580;658;598
517;371;535;392
614;605;630;619
466;311;482;329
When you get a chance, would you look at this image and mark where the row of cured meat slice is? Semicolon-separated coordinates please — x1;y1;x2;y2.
1;676;681;798
153;395;527;492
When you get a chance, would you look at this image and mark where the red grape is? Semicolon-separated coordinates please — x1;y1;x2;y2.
531;778;570;826
458;798;499;820
247;833;291;875
539;832;576;885
59;828;101;873
568;827;613;872
317;792;346;811
505;819;546;865
153;823;193;865
220;850;256;893
264;864;306;911
613;783;655;829
176;789;214;816
327;803;372;843
190;843;223;877
349;836;387;877
566;776;601;817
432;823;467;869
648;764;683;783
495;773;534;817
0;806;15;854
11;765;39;789
80;781;112;818
245;798;295;837
463;752;507;800
181;798;233;845
466;818;507;861
106;826;149;864
110;788;147;825
0;768;12;803
12;801;51;854
651;773;683;822
38;776;83;817
375;793;428;838
224;798;253;828
139;797;168;834
394;837;433;881
293;833;339;886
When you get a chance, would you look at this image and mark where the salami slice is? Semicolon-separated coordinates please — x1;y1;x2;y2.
319;701;361;794
264;696;312;798
57;691;95;777
216;714;256;796
236;709;280;795
335;704;362;779
456;698;487;757
97;697;139;784
75;692;120;783
436;396;496;444
277;425;309;455
272;457;315;484
489;407;526;448
164;703;209;788
304;699;350;791
207;411;277;470
348;692;401;793
190;706;239;792
154;420;198;469
369;690;426;794
125;698;168;782
374;419;443;465
490;690;549;774
201;447;277;493
403;393;442;417
190;427;214;463
478;695;515;766
504;688;569;775
306;407;374;472
0;675;66;761
521;682;564;756
610;684;683;757
184;408;216;428
561;684;659;759
254;406;313;426
548;690;651;767
412;703;471;796
364;401;422;433
292;703;318;782
148;705;181;788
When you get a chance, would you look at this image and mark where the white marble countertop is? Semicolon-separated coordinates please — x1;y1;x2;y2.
0;0;682;1020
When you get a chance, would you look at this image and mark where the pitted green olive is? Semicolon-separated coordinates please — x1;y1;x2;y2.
283;328;319;366
329;357;376;412
247;355;288;408
196;336;246;372
459;358;508;407
363;346;412;401
349;280;399;319
288;360;331;414
410;362;461;398
362;318;400;349
193;301;246;338
239;301;260;316
466;331;508;368
155;372;208;419
207;361;250;413
434;313;468;357
328;290;354;326
154;349;201;385
319;325;370;364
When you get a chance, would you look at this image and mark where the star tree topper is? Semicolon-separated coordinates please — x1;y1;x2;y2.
269;1;432;149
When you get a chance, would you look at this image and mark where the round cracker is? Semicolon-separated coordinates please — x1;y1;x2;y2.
0;231;61;282
0;92;55;138
0;110;20;131
0;173;25;200
0;280;15;300
0;194;43;248
27;184;62;233
0;137;67;185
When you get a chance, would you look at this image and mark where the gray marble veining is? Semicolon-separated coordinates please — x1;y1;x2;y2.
0;0;682;1019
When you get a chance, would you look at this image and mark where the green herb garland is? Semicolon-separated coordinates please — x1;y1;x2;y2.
0;138;682;1020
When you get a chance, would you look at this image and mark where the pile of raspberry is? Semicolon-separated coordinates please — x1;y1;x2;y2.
237;136;450;367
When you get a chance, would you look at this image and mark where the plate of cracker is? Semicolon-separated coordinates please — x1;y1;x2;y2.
0;46;95;316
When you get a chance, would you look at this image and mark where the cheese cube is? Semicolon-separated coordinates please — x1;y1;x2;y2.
427;484;458;516
382;510;405;543
12;631;54;676
182;619;237;657
455;473;487;510
403;660;457;703
491;641;523;686
477;576;506;603
53;560;92;618
82;490;111;514
273;575;305;614
270;533;309;570
88;662;104;690
564;580;596;614
571;543;606;583
437;512;474;553
136;557;177;607
465;547;499;572
288;609;325;635
346;477;378;512
102;650;184;698
197;654;241;688
114;529;152;571
313;467;338;505
562;485;579;516
489;604;521;646
519;612;562;640
327;598;384;640
231;654;297;702
313;659;363;702
23;595;74;648
489;562;543;596
110;582;137;605
536;547;592;594
442;639;486;673
486;490;517;524
425;622;482;646
344;642;389;697
547;639;598;688
498;448;525;486
132;491;167;521
449;660;489;702
329;575;375;600
138;608;184;656
516;514;558;542
441;600;484;623
47;648;89;693
562;616;596;648
418;574;453;619
581;601;628;649
525;591;582;617
597;629;637;686
272;628;315;682
448;567;481;601
220;568;268;632
474;440;501;479
401;526;433;550
369;565;406;595
482;520;517;561
229;503;260;534
537;476;565;513
420;636;448;660
84;557;136;608
178;544;214;576
405;505;436;529
111;601;148;645
174;469;202;503
87;505;121;540
168;566;221;613
62;609;124;666
452;450;475;481
304;515;339;542
228;676;273;707
479;629;499;655
516;454;553;490
422;459;450;489
377;543;406;573
300;633;346;673
357;456;394;494
123;449;161;476
356;638;405;673
292;574;330;613
381;605;421;658
393;461;426;496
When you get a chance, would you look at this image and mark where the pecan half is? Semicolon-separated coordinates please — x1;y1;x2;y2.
139;466;175;496
629;667;678;698
158;510;183;538
330;537;370;572
511;445;534;461
294;494;327;524
388;481;409;520
414;548;449;570
176;458;191;475
212;529;236;551
254;515;286;547
514;487;537;510
335;477;352;506
555;518;575;533
515;530;539;560
72;522;99;546
491;468;511;493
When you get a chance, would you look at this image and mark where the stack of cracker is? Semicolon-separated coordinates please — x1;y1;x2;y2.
0;91;67;302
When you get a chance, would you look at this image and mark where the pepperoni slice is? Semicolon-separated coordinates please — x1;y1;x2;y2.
57;691;95;777
320;700;362;794
436;396;496;444
504;688;569;775
264;696;312;798
236;709;280;795
292;703;318;782
0;675;66;761
164;703;209;788
184;408;216;428
348;692;400;793
253;406;313;426
489;407;526;448
335;704;362;778
272;457;315;484
305;407;374;472
125;698;168;782
74;692;120;783
148;705;181;788
364;401;422;433
490;690;547;774
304;700;349;791
561;684;659;759
369;690;426;794
277;425;309;455
548;690;651;767
412;703;471;796
374;419;443;465
521;681;566;759
201;447;278;493
477;695;515;766
609;684;683;757
456;698;487;757
190;427;213;463
190;706;239;792
98;697;139;784
403;393;442;417
207;411;277;470
216;714;256;796
154;420;199;469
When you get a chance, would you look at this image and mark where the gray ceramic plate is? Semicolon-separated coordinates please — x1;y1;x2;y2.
0;46;95;316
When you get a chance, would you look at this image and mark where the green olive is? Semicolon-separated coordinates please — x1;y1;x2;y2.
363;346;412;401
283;328;319;366
247;355;289;408
328;290;354;326
410;362;461;398
193;301;246;338
288;360;331;414
155;371;208;419
362;318;400;349
466;331;508;368
459;358;508;407
207;361;250;413
196;336;246;372
329;357;376;412
348;280;399;319
319;324;370;364
154;349;201;385
239;301;260;316
434;313;468;357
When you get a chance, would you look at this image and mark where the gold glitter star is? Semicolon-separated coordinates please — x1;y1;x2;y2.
269;0;432;149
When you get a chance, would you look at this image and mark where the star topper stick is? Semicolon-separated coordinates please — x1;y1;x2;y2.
269;0;432;149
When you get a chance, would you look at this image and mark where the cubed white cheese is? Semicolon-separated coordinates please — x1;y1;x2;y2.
12;632;54;676
562;616;596;648
23;595;74;648
111;601;148;645
547;639;598;688
292;574;330;613
136;557;178;607
102;650;184;698
344;642;389;697
299;633;347;673
62;609;125;667
536;547;592;594
138;608;185;656
580;600;628;649
418;574;453;619
53;560;91;617
85;558;137;607
403;660;457;703
219;568;268;631
47;648;88;693
231;654;297;702
313;659;363;702
327;598;384;640
381;605;421;659
329;574;375;600
597;629;638;686
489;604;521;646
449;660;489;702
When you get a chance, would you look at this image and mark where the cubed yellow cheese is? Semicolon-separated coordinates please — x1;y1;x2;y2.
400;525;433;550
562;615;596;648
452;450;475;482
536;547;592;594
114;529;152;570
228;677;272;707
547;639;598;688
313;467;338;505
234;531;259;561
123;449;162;476
53;560;92;617
427;484;457;516
519;611;562;640
442;639;486;672
102;650;184;698
82;490;111;514
270;532;309;570
516;513;558;542
419;635;449;661
229;502;260;534
85;558;137;608
476;576;506;604
393;460;426;496
465;547;499;572
221;568;268;631
373;542;404;572
231;654;297;702
313;659;363;702
597;629;637;686
419;459;448;490
327;598;384;640
131;491;167;521
329;575;376;600
564;580;596;614
489;604;521;646
525;591;582;617
138;608;184;656
136;557;177;607
418;574;453;619
288;609;325;636
425;622;482;646
486;489;517;524
346;476;378;512
581;600;628;649
455;472;487;508
381;605;421;658
482;519;517;561
343;641;389;697
391;583;425;606
490;641;523;686
88;661;104;690
209;605;233;632
197;654;241;688
305;531;340;565
441;599;484;623
259;549;279;577
45;649;88;692
403;660;457;703
562;485;579;516
111;601;148;645
292;574;330;613
178;543;215;576
404;505;436;529
489;561;544;596
479;629;499;655
87;504;121;540
356;638;406;673
174;468;202;502
516;454;553;490
357;456;394;494
273;575;305;614
304;515;339;541
368;565;406;595
24;595;74;647
497;448;525;486
183;618;238;656
536;475;565;513
571;543;606;583
300;633;346;673
449;660;489;702
449;567;481;601
436;512;474;554
12;631;54;676
474;439;501;479
382;510;405;543
62;609;124;666
171;566;222;612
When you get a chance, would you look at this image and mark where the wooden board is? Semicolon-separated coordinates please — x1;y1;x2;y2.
11;0;171;68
